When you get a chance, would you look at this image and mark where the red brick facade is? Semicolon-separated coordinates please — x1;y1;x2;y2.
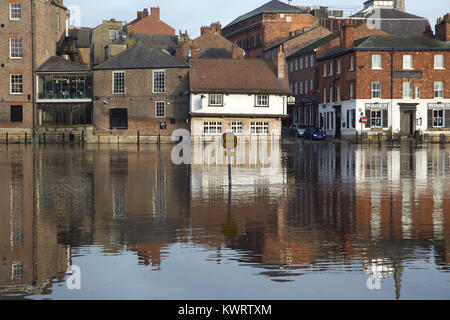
222;12;316;58
127;7;175;36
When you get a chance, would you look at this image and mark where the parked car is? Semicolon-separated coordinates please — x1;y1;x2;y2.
290;124;307;137
304;128;326;141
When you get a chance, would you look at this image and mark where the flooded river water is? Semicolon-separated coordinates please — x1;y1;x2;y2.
0;142;448;299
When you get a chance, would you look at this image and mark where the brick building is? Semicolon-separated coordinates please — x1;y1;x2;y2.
93;41;190;142
125;6;175;36
0;0;69;135
175;23;245;61
90;19;124;66
285;23;387;128
317;23;450;141
221;0;316;58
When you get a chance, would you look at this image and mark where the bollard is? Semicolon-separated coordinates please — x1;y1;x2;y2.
25;133;27;145
82;130;85;145
43;132;46;145
137;130;140;145
6;133;8;145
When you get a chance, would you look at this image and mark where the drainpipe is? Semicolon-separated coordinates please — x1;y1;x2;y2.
31;0;36;138
390;49;394;136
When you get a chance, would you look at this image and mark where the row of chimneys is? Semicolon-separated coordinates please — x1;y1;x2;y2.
136;7;160;21
200;22;222;35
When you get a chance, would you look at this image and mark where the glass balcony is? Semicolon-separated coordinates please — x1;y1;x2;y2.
37;75;93;100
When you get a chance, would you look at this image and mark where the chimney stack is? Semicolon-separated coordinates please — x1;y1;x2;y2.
423;25;433;36
137;11;143;20
151;7;160;20
232;43;239;59
340;23;355;50
277;46;285;80
435;13;450;42
143;8;149;17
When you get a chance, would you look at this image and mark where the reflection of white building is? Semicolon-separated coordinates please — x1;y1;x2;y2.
190;140;286;201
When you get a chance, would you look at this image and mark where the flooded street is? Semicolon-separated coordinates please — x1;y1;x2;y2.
0;142;449;300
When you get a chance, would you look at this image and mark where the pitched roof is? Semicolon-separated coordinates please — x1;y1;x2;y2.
94;41;189;70
264;27;318;51
351;8;430;35
318;35;450;61
189;59;290;94
36;56;91;73
134;34;179;54
224;0;308;29
199;48;233;59
286;32;340;58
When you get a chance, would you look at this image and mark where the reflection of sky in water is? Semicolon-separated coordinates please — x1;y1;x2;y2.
0;143;449;300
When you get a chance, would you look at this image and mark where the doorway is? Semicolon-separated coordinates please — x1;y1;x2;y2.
334;106;341;138
400;110;416;136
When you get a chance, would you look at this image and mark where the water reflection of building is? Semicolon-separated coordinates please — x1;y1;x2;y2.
0;147;68;296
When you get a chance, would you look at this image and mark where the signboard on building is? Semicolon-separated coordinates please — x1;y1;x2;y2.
428;103;450;109
365;103;389;109
288;96;296;105
393;71;423;78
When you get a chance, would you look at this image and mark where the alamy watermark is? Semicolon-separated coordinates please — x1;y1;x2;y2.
66;265;81;290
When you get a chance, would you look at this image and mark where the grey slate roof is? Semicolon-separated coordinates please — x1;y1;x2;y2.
134;34;179;54
224;0;308;29
199;48;233;59
36;56;91;73
264;27;318;52
351;8;430;35
94;41;189;70
318;35;450;61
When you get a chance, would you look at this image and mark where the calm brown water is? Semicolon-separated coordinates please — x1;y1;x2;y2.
0;142;449;300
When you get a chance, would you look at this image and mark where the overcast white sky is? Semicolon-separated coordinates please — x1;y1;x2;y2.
65;0;449;37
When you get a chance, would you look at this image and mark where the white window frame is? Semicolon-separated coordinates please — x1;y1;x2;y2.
209;94;223;106
403;81;413;99
323;63;327;77
434;54;445;69
330;87;333;103
337;85;341;102
372;54;382;70
310;80;314;91
153;70;166;93
10;74;23;95
329;61;333;75
250;122;269;135
432;109;444;128
9;3;22;20
112;71;125;94
371;82;382;99
350;83;354;100
350;56;355;71
203;121;222;134
415;86;421;99
231;121;243;134
300;57;303;69
109;29;117;40
337;59;341;74
155;101;166;118
9;38;23;59
434;81;444;98
305;56;309;68
255;95;269;107
370;110;383;128
403;54;414;70
323;88;327;104
310;55;314;67
295;59;298;71
305;81;309;95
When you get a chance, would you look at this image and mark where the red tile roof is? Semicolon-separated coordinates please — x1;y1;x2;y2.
189;59;290;95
